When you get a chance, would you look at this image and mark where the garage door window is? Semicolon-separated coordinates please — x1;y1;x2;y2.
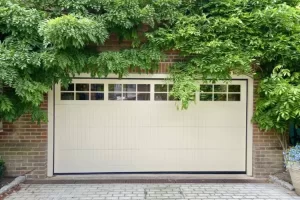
154;84;178;101
109;84;150;101
76;84;89;100
200;84;241;102
228;85;241;101
61;84;75;100
91;84;104;100
137;84;151;101
61;83;104;101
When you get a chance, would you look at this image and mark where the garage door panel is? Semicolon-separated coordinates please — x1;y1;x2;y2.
203;127;246;149
55;150;92;173
202;149;245;171
59;127;79;150
90;108;109;127
202;109;246;127
54;79;247;173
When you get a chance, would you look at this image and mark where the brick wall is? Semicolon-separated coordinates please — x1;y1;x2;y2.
252;80;284;178
0;96;48;179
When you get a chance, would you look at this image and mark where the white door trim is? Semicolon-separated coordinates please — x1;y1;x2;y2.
47;87;54;177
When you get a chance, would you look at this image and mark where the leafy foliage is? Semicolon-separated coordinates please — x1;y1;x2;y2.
253;66;300;149
0;158;5;179
147;0;300;108
253;66;300;133
168;63;199;110
40;15;108;49
89;46;163;78
0;0;300;123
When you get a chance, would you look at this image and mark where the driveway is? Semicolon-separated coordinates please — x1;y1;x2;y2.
4;183;300;200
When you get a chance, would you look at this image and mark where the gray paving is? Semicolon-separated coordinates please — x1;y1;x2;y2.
4;183;300;200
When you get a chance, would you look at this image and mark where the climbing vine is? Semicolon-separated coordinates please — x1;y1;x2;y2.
1;0;300;122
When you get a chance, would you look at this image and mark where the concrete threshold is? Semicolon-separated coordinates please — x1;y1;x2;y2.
25;174;267;184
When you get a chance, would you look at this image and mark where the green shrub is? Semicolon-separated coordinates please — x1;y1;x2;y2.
253;66;300;151
0;158;5;179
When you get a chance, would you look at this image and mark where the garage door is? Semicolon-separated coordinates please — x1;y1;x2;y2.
54;79;247;174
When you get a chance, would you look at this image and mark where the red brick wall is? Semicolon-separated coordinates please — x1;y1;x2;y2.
0;96;48;179
252;80;284;178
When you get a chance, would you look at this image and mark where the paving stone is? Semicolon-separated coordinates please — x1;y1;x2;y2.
3;183;300;200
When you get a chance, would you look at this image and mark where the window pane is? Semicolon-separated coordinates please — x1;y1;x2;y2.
123;84;136;92
61;84;74;91
137;93;150;101
91;93;104;100
108;93;122;100
123;93;136;101
200;93;213;101
229;85;241;92
109;84;122;92
155;84;167;92
76;93;89;100
200;85;213;92
61;93;74;100
155;93;168;101
228;94;241;101
214;85;227;92
169;94;180;101
214;94;227;101
169;84;174;92
138;84;150;92
76;84;89;91
91;84;104;92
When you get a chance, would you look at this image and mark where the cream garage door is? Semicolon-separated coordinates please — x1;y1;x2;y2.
54;79;247;174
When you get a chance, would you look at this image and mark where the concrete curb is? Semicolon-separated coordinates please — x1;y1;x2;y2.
25;178;267;184
0;176;26;195
269;175;295;191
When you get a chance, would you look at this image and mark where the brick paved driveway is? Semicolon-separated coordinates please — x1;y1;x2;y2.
4;183;300;200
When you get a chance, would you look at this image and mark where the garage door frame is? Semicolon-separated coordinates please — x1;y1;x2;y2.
47;74;253;177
